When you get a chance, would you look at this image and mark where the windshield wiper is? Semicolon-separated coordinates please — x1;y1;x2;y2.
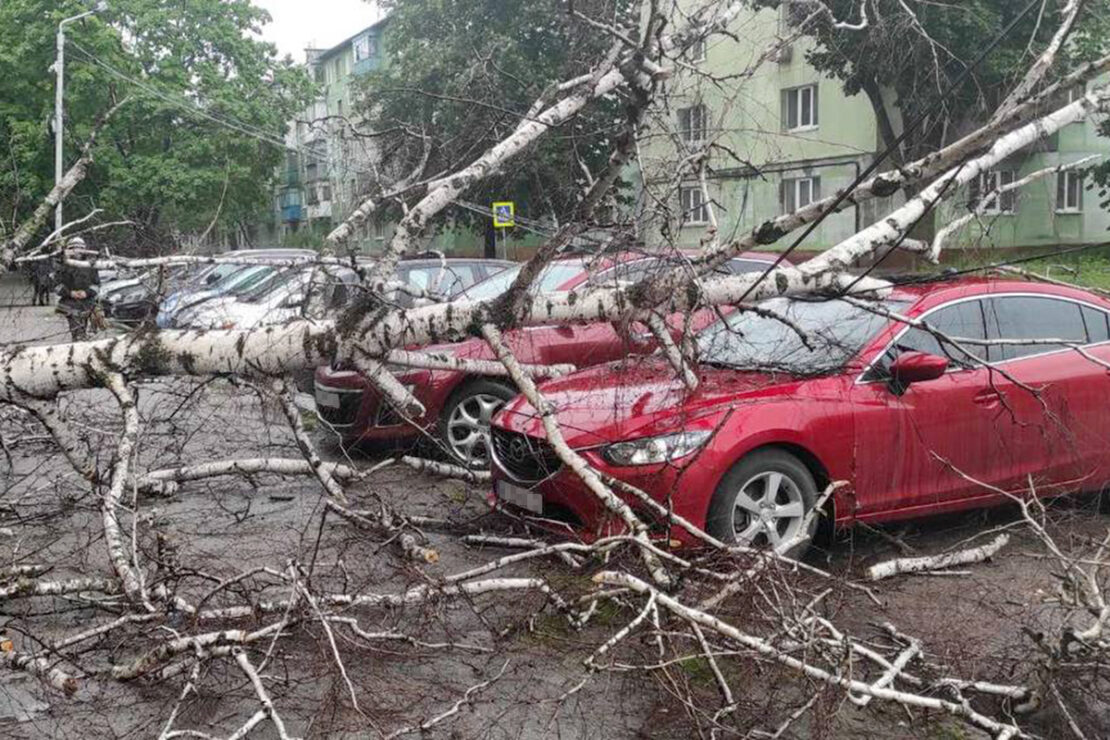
698;359;748;371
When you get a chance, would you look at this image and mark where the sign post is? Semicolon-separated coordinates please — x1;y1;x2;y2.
492;201;515;229
491;201;515;259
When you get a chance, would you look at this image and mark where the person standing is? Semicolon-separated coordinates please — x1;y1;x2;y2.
30;258;55;306
55;237;99;341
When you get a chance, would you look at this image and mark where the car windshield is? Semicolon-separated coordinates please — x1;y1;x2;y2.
190;262;243;288
697;296;908;374
240;268;301;303
214;266;272;294
458;261;584;301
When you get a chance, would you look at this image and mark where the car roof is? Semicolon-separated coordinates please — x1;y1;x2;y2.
731;251;787;265
399;258;515;268
352;256;514;265
880;275;1110;310
221;248;316;257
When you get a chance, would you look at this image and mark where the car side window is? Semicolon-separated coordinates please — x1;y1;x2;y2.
870;300;988;380
902;300;988;365
983;296;1088;361
436;265;477;297
1082;305;1110;344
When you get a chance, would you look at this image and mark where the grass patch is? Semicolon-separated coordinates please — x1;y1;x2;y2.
937;249;1110;292
1020;254;1110;291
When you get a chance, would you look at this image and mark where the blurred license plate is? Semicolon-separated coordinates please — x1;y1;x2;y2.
496;480;542;514
316;391;340;409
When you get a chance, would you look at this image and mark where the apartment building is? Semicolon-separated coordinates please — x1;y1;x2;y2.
641;5;1110;259
274;19;389;250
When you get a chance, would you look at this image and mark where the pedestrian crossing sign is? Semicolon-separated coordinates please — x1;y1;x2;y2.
492;202;515;228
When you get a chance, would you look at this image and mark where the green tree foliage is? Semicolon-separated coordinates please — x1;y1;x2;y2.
0;0;313;252
355;0;638;241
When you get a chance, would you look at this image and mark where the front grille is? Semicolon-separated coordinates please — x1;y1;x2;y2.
491;427;563;483
316;387;363;428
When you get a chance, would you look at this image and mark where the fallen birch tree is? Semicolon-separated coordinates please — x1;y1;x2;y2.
0;1;1107;737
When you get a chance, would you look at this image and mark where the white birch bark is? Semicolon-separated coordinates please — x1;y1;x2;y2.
867;534;1010;581
103;373;152;610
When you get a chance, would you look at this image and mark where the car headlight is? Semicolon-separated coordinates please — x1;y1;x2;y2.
108;289;146;304
601;430;712;466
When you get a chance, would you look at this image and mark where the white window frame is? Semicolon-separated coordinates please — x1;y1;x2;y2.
1057;170;1084;213
783;84;818;131
677;104;708;145
973;170;1016;215
354;35;373;62
782;175;820;214
680;186;708;225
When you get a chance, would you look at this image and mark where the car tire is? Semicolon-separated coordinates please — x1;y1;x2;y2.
438;379;518;469
705;448;818;558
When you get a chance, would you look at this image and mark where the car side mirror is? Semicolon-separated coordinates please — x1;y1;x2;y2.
889;351;948;395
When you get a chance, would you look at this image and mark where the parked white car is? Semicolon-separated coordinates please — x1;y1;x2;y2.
179;266;356;330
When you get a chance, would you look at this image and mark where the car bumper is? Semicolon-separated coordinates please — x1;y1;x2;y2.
313;368;438;442
489;433;718;546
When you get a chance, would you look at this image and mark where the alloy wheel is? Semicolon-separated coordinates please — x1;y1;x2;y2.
730;471;807;551
445;393;507;467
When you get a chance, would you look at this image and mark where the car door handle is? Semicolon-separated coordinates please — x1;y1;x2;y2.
973;389;1002;407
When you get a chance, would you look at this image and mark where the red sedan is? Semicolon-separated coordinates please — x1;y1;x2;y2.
314;253;779;465
490;277;1110;553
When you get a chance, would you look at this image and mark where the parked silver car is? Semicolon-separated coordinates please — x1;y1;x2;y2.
155;249;315;328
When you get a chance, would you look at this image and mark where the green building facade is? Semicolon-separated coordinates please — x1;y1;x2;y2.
642;6;1110;261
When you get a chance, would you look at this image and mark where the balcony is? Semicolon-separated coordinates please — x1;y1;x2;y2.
282;204;303;223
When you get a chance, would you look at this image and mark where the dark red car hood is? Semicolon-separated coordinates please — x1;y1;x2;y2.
496;357;821;448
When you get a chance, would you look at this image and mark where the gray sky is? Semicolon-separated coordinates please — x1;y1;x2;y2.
254;0;383;62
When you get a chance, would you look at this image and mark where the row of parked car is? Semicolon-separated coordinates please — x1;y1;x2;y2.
102;247;1110;554
313;255;1110;556
97;249;512;330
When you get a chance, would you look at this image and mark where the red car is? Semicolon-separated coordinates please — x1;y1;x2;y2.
490;277;1110;553
314;253;780;465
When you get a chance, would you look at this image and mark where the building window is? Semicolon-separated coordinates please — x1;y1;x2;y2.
970;170;1016;214
677;104;708;144
781;176;820;214
372;217;386;240
1057;170;1084;212
680;186;708;225
781;0;811;28
354;34;378;61
320;183;332;203
782;85;818;131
